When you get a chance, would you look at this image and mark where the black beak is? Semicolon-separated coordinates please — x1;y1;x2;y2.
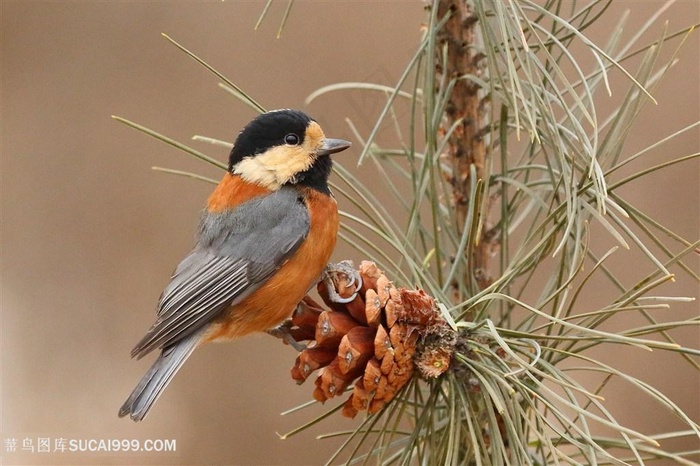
317;138;351;157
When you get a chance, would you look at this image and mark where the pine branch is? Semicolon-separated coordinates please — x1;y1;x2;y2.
436;0;495;293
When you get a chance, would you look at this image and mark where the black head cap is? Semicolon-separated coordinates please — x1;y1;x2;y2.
228;109;313;172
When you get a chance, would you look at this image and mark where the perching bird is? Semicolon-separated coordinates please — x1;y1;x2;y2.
119;109;351;421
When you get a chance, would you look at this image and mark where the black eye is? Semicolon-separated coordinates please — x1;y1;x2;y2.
284;133;300;145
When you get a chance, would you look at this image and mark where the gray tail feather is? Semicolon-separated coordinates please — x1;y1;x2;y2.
119;330;202;421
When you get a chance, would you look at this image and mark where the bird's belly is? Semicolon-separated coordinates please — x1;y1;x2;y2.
204;189;338;342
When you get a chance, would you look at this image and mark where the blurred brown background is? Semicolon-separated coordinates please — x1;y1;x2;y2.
2;2;698;465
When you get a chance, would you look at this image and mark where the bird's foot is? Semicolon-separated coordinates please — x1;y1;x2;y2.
321;261;363;304
267;320;307;352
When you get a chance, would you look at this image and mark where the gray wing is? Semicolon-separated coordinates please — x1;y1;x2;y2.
131;187;309;358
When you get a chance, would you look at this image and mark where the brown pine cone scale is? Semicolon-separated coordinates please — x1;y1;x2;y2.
288;261;455;418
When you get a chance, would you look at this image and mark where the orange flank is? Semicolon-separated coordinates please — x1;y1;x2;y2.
206;173;271;213
204;187;339;341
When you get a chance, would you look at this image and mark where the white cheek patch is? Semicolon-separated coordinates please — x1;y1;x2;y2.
233;145;315;190
233;157;281;189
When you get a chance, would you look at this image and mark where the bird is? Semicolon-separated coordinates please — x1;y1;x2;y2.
119;109;351;421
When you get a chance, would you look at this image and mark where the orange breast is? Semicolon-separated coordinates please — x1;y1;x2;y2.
207;173;271;212
204;187;339;341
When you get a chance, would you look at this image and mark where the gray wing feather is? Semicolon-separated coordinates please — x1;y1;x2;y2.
130;187;309;358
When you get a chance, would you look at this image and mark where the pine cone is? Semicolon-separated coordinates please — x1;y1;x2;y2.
288;261;456;418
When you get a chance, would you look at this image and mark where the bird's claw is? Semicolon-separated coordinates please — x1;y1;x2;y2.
267;320;307;352
322;261;363;304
